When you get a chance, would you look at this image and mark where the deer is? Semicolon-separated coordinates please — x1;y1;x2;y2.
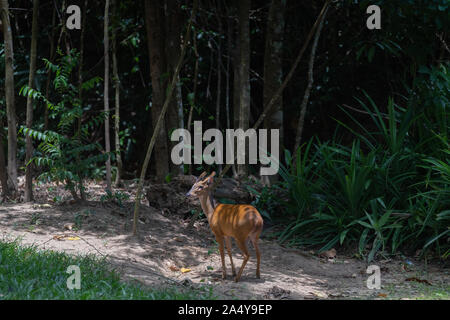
186;171;263;282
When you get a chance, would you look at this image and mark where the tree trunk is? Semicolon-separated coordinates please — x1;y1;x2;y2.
215;5;223;173
226;11;237;177
232;26;240;132
294;7;328;153
1;0;18;193
236;0;251;177
165;0;183;176
145;0;170;182
44;5;56;131
76;0;88;200
112;0;122;187
104;0;112;192
24;0;39;202
215;0;331;186
133;0;198;235
262;0;285;184
0;133;8;197
77;0;87;134
186;26;199;175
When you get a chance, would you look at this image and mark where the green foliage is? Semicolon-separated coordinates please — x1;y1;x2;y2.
19;50;109;200
246;185;278;222
0;240;215;299
100;190;130;207
274;64;449;262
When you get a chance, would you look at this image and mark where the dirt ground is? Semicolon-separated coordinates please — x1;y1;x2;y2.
0;179;448;300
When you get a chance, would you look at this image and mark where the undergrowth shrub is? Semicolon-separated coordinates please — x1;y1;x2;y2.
258;64;449;262
19;50;109;201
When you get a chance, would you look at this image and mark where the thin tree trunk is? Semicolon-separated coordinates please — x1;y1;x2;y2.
0;133;8;197
112;0;122;187
77;0;87;135
187;29;199;133
44;5;56;131
236;0;251;177
57;0;67;50
294;7;328;153
56;0;71;59
133;0;198;235
187;26;199;175
77;0;88;200
226;12;237;178
215;5;223;173
215;0;331;187
145;0;170;182
166;0;183;175
1;0;18;193
24;0;39;202
104;0;112;192
233;35;240;130
262;0;285;185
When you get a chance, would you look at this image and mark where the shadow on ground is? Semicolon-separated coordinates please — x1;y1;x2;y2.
0;199;448;300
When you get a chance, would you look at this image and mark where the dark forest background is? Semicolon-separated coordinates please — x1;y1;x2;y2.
1;0;449;259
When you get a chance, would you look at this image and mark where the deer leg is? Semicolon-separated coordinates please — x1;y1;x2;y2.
216;236;227;279
234;237;250;282
249;234;261;279
225;236;236;276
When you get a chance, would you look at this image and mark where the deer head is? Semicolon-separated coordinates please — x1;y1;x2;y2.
186;171;216;197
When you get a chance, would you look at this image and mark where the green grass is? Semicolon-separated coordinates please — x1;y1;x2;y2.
0;240;216;300
383;282;450;300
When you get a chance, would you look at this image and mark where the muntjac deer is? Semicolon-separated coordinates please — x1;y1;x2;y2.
186;171;263;282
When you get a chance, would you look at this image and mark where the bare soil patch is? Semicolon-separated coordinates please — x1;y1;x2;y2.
0;179;448;299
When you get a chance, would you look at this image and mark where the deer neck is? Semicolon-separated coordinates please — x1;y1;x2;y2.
198;191;216;224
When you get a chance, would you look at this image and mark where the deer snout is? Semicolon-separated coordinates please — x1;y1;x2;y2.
185;191;192;197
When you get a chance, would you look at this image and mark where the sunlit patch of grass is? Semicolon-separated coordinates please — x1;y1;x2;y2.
383;282;450;300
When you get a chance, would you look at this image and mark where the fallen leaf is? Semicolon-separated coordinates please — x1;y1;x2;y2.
53;235;64;240
169;266;179;272
66;236;80;241
180;268;191;273
318;248;337;259
310;291;328;299
378;293;387;298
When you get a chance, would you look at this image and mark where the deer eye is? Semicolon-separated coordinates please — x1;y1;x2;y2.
197;186;204;190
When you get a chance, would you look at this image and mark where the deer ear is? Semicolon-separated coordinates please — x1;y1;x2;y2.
207;172;215;185
197;171;207;181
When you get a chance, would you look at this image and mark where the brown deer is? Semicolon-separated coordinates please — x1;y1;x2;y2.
186;171;263;282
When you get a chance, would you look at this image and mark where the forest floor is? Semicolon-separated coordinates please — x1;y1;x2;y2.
0;178;448;300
